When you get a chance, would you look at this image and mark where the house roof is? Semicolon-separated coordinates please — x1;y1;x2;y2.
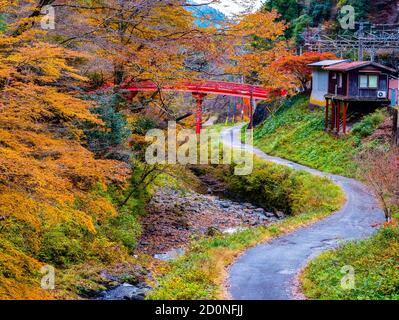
324;61;397;73
308;60;349;67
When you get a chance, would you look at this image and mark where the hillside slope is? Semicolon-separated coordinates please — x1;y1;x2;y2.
252;95;399;300
253;95;387;177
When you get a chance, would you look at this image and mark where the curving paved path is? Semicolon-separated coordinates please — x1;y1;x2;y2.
221;125;384;300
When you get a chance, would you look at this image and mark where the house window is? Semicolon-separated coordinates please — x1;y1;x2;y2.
359;74;378;89
369;75;378;88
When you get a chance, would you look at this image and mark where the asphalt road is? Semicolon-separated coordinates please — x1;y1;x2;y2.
221;125;384;300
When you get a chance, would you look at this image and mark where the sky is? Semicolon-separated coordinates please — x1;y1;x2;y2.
196;0;264;16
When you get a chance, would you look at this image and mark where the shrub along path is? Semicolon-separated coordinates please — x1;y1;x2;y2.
222;125;385;300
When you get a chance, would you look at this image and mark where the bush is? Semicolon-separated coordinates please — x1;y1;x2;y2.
301;221;399;300
0;14;7;33
84;93;131;154
225;162;294;214
102;207;142;252
216;160;342;216
39;225;87;267
351;109;386;138
132;117;159;135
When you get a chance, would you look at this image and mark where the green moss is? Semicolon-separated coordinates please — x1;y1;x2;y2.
101;207;142;253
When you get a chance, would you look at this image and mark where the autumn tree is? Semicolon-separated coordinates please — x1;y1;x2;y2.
52;1;221;85
0;1;131;299
224;10;290;91
270;51;337;92
357;147;399;222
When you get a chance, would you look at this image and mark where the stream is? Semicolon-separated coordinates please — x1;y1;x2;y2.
96;167;286;300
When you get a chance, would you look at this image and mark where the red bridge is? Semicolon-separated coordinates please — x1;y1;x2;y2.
105;80;287;133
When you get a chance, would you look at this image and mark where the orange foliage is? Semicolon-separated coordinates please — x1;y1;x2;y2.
225;12;336;94
225;10;290;90
271;51;338;91
0;2;130;300
0;239;54;300
71;0;201;86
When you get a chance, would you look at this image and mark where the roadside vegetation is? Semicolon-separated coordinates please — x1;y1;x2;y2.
301;145;399;300
301;215;399;300
148;159;344;300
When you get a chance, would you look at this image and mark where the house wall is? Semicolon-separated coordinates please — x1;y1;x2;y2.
348;71;358;96
389;79;398;106
328;72;347;96
309;69;329;107
346;71;389;98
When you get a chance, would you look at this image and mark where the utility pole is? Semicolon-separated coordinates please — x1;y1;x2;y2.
358;22;364;61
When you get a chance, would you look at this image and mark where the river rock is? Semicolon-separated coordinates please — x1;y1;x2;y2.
264;211;276;218
143;187;288;255
220;201;231;209
206;226;222;236
154;248;185;262
253;208;266;214
275;211;285;219
223;227;247;234
98;283;151;301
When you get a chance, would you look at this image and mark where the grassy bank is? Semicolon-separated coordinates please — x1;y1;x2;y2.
147;159;345;300
250;95;398;300
301;212;399;300
252;95;387;177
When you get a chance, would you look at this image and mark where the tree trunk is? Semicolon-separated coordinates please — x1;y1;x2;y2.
114;63;125;86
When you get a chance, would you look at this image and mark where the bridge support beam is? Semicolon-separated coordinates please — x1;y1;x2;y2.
193;92;207;134
249;97;256;129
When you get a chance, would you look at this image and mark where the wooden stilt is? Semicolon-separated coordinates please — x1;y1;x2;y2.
343;102;348;134
325;99;329;131
330;100;335;131
336;101;341;135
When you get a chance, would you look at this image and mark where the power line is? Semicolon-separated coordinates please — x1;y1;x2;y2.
303;22;399;62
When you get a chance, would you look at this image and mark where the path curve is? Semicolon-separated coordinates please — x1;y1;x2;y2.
221;125;384;300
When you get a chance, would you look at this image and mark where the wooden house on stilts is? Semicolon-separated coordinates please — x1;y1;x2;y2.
309;60;398;135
